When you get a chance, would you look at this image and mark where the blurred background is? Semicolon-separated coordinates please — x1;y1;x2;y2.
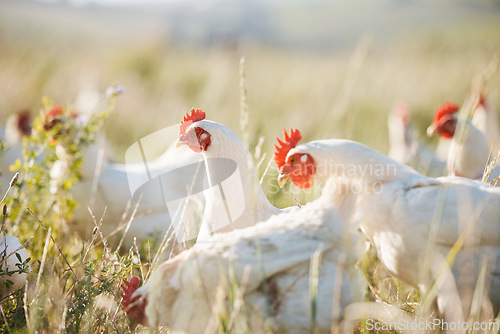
1;2;499;331
1;0;500;163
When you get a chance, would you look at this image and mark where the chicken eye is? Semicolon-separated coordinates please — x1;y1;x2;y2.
290;157;295;164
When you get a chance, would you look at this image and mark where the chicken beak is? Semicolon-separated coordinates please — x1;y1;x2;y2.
426;124;437;137
277;173;290;188
176;135;187;148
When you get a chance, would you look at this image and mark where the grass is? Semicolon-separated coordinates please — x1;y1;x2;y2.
0;95;144;333
0;2;499;333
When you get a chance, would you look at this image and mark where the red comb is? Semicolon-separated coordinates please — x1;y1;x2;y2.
274;128;302;169
121;276;141;309
433;102;459;124
179;108;206;137
46;106;63;119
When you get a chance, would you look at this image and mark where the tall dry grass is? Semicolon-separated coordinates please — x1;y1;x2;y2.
0;2;499;333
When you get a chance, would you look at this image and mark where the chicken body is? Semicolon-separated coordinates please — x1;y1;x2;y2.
279;138;500;323
427;102;494;181
69;143;205;247
447;120;491;180
43;107;207;248
177;118;283;241
471;96;499;155
126;189;362;333
37;95;206;246
387;102;446;177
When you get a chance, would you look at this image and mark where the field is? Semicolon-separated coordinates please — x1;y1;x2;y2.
0;0;500;332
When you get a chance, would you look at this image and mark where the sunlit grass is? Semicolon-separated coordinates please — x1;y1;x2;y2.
0;3;499;332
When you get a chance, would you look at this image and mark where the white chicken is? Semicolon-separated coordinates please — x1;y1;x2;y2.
175;109;282;241
387;101;446;177
121;183;363;332
69;144;205;248
471;94;499;155
44;106;205;248
276;129;500;323
427;102;492;181
0;234;30;299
